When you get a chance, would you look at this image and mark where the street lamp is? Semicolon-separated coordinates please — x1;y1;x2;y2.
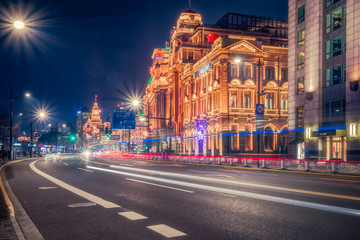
132;99;140;107
0;89;31;160
13;20;25;30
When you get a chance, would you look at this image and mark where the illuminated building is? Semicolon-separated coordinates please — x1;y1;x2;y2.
145;11;289;156
76;107;91;141
288;0;360;160
83;95;111;143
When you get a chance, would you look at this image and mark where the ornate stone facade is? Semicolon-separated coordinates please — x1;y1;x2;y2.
145;11;289;156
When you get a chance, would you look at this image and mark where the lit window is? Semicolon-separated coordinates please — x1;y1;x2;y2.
265;92;274;109
244;92;251;108
326;7;343;33
298;5;305;23
281;95;288;110
326;64;346;87
297;77;304;94
297;52;305;70
296;106;304;128
297;28;305;46
230;91;237;108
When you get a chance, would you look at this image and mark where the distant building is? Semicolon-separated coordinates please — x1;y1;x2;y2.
76;108;91;140
288;0;360;160
83;95;111;143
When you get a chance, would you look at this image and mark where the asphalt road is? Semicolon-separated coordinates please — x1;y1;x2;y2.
3;154;360;240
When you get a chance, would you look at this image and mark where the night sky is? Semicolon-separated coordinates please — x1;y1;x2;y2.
0;0;287;130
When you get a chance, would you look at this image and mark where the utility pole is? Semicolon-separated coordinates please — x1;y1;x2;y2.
169;92;172;152
30;111;33;158
9;88;13;160
257;59;262;167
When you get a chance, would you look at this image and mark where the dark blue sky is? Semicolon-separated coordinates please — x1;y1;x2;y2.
0;0;287;128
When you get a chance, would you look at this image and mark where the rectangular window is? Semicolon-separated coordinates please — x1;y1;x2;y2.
297;77;305;94
327;0;340;7
244;92;251;108
231;64;237;78
326;65;345;87
265;66;275;80
298;5;305;23
297;28;305;46
297;52;305;70
244;64;251;78
281;95;288;110
281;68;288;81
230;91;237;108
326;7;343;33
296;106;304;128
332;35;342;57
265;92;274;109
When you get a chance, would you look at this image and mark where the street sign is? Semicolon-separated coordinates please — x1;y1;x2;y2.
255;104;264;131
255;104;264;115
112;108;136;129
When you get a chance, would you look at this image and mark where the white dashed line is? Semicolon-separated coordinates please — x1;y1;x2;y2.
147;224;187;238
118;211;148;220
126;178;194;193
63;163;69;166
78;168;94;173
30;161;120;208
38;186;57;190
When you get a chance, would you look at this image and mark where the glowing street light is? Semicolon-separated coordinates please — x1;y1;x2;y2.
13;20;25;29
132;99;140;106
38;111;46;119
25;93;31;97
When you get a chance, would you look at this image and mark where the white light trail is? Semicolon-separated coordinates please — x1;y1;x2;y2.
87;165;360;217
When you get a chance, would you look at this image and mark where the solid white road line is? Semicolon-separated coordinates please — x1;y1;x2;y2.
126;178;194;193
147;224;187;238
78;168;94;173
118;211;148;220
88;165;360;217
63;163;69;166
30;161;120;208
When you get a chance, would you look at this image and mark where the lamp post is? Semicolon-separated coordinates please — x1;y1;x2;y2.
256;58;265;167
0;89;31;160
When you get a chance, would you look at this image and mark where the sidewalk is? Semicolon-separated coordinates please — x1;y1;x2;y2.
0;159;18;240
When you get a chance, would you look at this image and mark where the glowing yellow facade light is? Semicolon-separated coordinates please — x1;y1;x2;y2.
349;123;357;138
306;127;311;140
13;20;25;29
234;58;241;64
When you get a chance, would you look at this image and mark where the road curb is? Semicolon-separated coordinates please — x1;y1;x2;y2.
0;159;44;240
120;158;360;180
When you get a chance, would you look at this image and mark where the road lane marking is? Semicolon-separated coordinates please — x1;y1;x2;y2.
126;178;194;193
118;211;148;220
38;186;57;190
320;178;360;183
107;164;360;202
147;224;187;238
63;163;69;166
30;161;120;208
119;164;135;167
68;202;96;208
78;168;94;173
88;165;360;217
